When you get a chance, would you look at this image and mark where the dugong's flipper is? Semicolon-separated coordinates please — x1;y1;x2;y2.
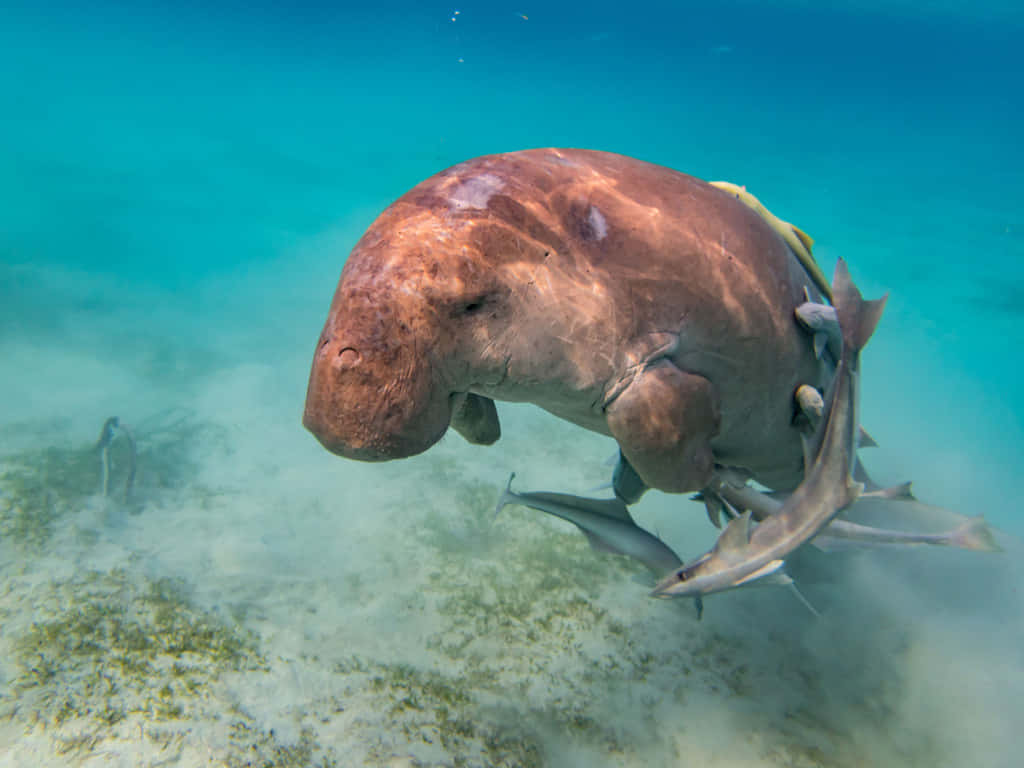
612;452;648;504
450;393;501;445
606;360;720;493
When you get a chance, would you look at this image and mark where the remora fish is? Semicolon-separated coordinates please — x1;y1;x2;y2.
652;259;886;599
710;479;1000;553
795;298;840;362
495;473;683;575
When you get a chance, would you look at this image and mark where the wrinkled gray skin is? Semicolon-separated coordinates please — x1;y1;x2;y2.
304;149;828;496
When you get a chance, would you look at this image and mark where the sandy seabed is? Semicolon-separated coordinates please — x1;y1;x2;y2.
0;262;1022;768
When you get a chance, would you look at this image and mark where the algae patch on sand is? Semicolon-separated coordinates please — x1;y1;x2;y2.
5;568;264;728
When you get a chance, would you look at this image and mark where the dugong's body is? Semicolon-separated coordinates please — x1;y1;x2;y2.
304;148;827;494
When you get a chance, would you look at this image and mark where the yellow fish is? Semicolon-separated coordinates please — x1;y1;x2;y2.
710;180;831;303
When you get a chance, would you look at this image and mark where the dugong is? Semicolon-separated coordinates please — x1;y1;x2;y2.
304;148;829;496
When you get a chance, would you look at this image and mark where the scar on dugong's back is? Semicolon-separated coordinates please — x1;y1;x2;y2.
585;205;608;240
448;173;505;211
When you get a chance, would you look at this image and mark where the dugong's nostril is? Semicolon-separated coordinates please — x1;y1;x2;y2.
334;347;361;369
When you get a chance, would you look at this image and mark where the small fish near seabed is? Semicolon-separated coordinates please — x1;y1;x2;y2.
496;474;717;618
495;473;683;575
652;259;885;602
95;416;137;501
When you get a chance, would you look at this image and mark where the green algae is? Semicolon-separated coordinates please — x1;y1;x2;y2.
0;419;899;767
226;723;337;768
10;568;263;729
334;655;546;767
0;442;100;550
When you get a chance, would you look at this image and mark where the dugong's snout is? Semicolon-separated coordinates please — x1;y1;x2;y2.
303;331;452;462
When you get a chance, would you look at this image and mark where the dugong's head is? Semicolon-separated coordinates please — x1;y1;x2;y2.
303;158;566;461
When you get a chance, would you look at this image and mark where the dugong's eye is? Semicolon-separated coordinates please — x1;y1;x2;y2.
455;295;490;317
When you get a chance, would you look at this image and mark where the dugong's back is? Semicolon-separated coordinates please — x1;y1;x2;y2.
306;148;825;492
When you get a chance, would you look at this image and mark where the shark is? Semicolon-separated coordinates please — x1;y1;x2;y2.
494;473;683;575
496;473;715;617
706;476;1000;553
652;259;886;600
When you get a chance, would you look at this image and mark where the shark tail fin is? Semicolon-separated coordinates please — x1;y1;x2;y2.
832;259;888;353
950;515;1002;553
494;472;516;521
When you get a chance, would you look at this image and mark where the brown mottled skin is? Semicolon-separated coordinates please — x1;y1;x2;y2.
303;148;827;494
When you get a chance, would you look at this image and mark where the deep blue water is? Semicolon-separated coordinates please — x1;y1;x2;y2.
4;1;1019;278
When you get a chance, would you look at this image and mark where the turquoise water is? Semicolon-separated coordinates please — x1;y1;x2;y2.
1;2;1022;766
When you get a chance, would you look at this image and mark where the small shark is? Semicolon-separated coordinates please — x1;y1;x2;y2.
495;473;683;575
652;259;886;600
708;477;1000;553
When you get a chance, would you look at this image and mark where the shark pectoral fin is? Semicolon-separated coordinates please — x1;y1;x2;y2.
786;581;821;617
733;558;785;586
749;560;821;616
695;492;724;528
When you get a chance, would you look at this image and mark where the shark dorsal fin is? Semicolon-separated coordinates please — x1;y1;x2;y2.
714;511;752;555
